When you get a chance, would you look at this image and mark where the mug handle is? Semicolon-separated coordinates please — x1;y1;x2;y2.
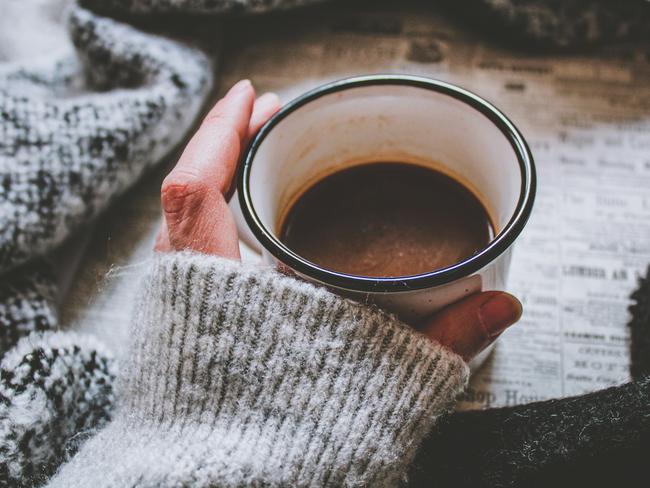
229;190;264;256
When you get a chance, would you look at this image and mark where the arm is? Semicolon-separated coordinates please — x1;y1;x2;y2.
45;250;468;487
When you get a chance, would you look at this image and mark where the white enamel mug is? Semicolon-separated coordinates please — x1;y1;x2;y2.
235;75;536;369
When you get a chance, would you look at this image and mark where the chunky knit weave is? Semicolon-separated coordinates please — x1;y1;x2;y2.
0;332;116;486
0;5;212;273
0;263;58;354
46;252;469;487
0;5;213;485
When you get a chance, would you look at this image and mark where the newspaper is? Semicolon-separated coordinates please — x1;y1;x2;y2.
59;4;650;410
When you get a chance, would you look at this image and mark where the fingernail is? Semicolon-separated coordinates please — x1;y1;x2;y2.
256;92;280;109
230;79;252;94
479;294;522;337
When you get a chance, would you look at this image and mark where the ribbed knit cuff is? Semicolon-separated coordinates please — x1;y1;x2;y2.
48;252;468;488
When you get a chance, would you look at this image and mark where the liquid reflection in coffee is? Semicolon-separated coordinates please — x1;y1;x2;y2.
279;162;493;278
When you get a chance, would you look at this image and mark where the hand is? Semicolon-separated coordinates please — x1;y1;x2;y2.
155;79;522;362
155;79;280;258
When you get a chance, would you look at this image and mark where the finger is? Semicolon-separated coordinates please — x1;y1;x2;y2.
246;92;281;143
420;291;522;362
223;92;281;200
160;79;255;258
167;79;255;196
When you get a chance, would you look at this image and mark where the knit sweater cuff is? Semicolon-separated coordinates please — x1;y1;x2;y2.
49;252;468;487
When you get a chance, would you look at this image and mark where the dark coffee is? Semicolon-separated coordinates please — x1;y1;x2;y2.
279;162;493;278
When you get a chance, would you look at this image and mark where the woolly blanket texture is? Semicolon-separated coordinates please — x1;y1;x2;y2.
0;0;649;486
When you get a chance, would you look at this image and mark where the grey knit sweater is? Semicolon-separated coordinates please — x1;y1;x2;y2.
46;252;469;487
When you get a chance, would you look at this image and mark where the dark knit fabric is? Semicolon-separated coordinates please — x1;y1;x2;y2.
409;266;650;488
630;267;650;379
474;0;650;48
411;379;650;488
0;332;116;487
80;0;650;48
0;265;57;356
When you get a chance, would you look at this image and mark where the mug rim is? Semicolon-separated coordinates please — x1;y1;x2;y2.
238;74;536;293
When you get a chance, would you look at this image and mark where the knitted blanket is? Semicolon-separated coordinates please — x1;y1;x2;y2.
0;3;212;483
1;0;649;486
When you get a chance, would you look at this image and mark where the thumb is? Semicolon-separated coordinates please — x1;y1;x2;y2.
419;291;522;362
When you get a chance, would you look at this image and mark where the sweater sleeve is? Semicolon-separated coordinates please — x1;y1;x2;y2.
47;252;469;488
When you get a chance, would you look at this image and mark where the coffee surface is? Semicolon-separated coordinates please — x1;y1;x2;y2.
280;162;492;278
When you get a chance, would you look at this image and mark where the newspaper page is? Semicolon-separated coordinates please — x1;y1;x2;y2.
60;4;650;410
